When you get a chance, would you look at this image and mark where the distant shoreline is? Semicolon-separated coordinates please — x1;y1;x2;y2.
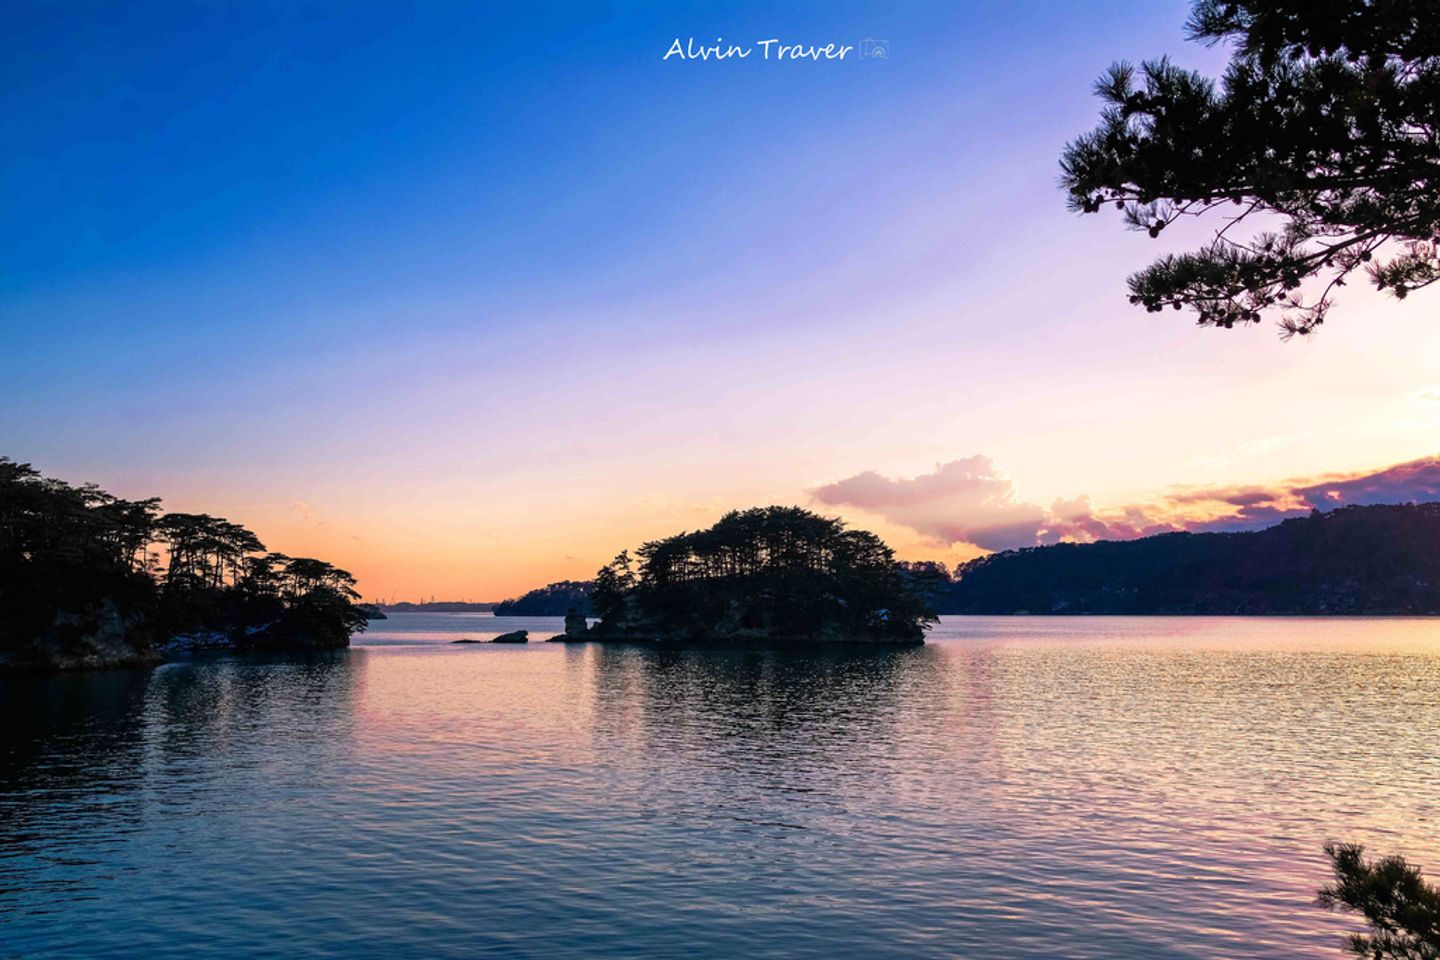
378;601;497;613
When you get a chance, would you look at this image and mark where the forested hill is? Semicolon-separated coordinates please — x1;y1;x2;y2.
938;503;1440;615
493;581;593;617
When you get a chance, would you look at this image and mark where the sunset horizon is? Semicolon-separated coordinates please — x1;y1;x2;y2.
11;446;1440;602
8;2;1438;601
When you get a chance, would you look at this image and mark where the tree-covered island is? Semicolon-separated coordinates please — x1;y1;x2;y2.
0;457;369;671
561;506;937;645
493;580;593;616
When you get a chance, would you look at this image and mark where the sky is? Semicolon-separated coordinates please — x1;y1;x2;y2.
4;1;1439;601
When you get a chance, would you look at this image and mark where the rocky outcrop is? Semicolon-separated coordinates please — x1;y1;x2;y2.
4;597;363;670
160;630;235;655
455;630;529;644
0;599;160;672
579;608;925;646
545;608;593;642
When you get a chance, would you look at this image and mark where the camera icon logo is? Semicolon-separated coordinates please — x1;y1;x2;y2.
859;38;889;60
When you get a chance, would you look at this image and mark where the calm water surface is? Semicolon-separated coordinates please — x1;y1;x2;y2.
3;615;1439;958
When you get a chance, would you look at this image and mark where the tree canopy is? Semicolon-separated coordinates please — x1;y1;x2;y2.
589;506;936;643
934;502;1440;615
0;457;366;666
1319;842;1440;958
493;580;594;617
1061;0;1439;336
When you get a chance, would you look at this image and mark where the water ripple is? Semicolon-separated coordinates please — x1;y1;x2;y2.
2;615;1439;958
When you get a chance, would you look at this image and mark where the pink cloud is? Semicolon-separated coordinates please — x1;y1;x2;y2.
812;454;1440;552
812;456;1047;550
1294;457;1440;506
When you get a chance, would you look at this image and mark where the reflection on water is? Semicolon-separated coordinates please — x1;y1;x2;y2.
3;616;1439;958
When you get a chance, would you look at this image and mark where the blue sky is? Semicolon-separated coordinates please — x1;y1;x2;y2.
5;1;1437;598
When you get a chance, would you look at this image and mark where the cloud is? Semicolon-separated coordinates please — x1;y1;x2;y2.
812;456;1047;550
812;454;1440;553
1294;457;1440;506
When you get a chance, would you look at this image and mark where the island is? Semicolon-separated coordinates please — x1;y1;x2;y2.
560;506;936;645
0;457;370;671
493;581;593;617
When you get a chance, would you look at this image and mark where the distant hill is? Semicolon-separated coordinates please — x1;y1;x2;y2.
493;581;593;617
937;503;1440;615
380;601;496;613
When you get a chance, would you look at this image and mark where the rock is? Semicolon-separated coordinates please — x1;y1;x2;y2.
242;608;353;651
452;632;529;644
4;599;162;672
563;607;589;638
160;630;235;654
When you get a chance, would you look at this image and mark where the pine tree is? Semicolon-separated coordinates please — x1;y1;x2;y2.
1062;0;1439;336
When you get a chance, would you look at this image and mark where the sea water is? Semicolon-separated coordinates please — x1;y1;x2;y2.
3;614;1439;958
